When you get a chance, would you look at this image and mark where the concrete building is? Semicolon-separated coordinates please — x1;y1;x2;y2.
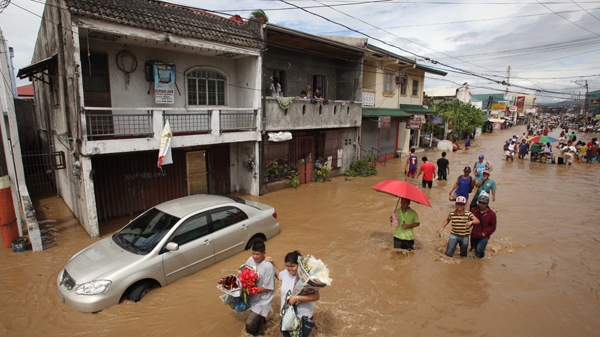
18;0;264;238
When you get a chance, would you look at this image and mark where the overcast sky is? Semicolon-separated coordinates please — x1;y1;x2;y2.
3;0;600;103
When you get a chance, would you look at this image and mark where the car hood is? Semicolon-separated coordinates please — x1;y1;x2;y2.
65;235;143;283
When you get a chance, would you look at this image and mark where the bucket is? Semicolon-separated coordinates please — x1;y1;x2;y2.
11;236;30;252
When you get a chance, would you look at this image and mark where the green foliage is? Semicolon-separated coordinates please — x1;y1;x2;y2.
249;9;269;23
430;99;486;141
315;165;332;182
344;153;378;177
286;171;300;189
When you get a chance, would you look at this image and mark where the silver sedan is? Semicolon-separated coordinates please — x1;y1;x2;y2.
57;195;280;313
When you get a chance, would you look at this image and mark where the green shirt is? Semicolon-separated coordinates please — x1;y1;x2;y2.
394;207;420;240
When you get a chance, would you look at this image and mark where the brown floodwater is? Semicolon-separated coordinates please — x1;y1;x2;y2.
1;125;599;337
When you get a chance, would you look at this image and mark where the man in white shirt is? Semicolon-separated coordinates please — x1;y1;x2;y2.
244;241;275;336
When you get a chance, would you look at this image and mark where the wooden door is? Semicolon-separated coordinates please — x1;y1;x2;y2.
186;151;208;195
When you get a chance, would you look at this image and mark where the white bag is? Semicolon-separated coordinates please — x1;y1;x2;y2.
281;305;299;331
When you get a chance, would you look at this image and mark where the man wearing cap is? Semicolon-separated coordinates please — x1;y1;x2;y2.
449;166;474;202
469;169;497;209
470;194;497;258
438;196;480;258
473;154;491;180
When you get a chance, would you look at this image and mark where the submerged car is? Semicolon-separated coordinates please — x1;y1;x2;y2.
57;195;280;313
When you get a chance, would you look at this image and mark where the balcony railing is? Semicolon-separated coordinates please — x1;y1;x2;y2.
219;109;257;132
85;109;153;140
163;112;211;135
83;107;258;140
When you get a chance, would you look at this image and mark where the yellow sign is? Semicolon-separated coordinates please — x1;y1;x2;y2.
491;103;506;110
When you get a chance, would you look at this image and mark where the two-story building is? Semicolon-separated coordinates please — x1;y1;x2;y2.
260;25;364;189
359;44;447;158
18;0;264;238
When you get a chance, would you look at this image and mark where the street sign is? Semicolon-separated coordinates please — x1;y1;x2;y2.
429;117;442;124
406;120;422;129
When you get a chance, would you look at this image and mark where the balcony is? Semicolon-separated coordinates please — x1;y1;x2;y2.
82;107;259;155
263;97;362;131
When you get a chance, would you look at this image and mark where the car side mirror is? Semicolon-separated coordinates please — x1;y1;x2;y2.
165;242;179;251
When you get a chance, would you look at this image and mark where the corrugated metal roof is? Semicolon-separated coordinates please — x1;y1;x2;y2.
424;88;457;97
362;107;410;117
415;64;447;76
64;0;262;49
400;104;435;114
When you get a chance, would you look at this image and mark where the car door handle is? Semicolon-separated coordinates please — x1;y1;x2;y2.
203;239;211;245
241;224;248;230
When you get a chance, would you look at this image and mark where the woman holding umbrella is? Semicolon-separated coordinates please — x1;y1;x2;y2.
391;198;420;251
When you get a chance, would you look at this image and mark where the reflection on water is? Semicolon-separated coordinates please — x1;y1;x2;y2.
1;126;600;336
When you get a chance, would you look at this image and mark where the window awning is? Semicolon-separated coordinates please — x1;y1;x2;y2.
362;107;411;117
399;104;436;115
17;55;57;80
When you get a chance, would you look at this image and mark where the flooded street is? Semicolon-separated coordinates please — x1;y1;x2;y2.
1;125;600;337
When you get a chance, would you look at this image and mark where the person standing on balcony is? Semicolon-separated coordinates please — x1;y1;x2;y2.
313;87;324;100
270;76;282;97
305;85;313;99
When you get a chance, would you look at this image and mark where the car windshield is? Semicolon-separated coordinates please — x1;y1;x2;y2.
114;208;181;255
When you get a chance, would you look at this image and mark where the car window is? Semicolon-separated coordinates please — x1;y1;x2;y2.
171;213;209;246
209;206;248;232
118;208;181;254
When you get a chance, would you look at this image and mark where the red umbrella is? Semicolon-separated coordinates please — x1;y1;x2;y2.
371;179;432;211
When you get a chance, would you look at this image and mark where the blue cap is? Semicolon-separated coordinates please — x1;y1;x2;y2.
478;154;484;159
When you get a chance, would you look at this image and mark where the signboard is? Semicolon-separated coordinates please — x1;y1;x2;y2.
592;99;600;104
491;103;506;110
154;63;176;104
516;96;525;113
509;106;517;112
429;117;443;124
378;116;391;128
362;92;375;106
526;108;537;114
406;120;422;129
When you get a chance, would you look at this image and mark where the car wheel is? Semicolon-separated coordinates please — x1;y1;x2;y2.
127;281;153;302
245;236;265;250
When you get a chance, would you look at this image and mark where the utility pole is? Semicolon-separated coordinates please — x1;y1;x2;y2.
504;66;510;96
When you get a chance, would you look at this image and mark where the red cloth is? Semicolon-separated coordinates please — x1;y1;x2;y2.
419;162;436;181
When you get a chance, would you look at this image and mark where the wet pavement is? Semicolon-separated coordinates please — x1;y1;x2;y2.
1;125;600;336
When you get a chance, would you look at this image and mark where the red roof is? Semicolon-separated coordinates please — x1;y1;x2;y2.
17;84;33;97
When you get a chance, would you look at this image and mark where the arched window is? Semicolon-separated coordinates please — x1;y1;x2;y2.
187;69;226;106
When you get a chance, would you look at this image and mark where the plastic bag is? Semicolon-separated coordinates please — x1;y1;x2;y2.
281;305;299;331
233;296;251;312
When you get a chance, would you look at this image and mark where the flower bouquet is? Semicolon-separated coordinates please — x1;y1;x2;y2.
217;264;259;312
294;254;333;296
237;264;259;304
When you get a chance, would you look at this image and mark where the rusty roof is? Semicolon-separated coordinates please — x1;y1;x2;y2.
63;0;262;49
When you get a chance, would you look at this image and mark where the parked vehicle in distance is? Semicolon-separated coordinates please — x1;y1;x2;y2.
57;195;280;313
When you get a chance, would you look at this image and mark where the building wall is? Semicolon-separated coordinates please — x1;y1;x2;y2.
264;98;362;131
264;46;361;101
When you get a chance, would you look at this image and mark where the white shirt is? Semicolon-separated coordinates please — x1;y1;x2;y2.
245;257;275;317
278;270;314;319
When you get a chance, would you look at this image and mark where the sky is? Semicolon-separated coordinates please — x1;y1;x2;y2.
3;0;600;104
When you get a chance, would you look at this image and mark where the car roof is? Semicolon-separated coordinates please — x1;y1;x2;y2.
154;195;243;218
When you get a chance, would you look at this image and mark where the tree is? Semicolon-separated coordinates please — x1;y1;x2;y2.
249;9;269;23
432;99;486;141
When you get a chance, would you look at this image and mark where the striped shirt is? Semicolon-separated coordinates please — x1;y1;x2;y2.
447;211;475;236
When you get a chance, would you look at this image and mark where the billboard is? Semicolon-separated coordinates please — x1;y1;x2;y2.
406;120;422;129
516;96;525;113
491;103;506;110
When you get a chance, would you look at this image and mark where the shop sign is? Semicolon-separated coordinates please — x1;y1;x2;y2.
406;120;422;129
